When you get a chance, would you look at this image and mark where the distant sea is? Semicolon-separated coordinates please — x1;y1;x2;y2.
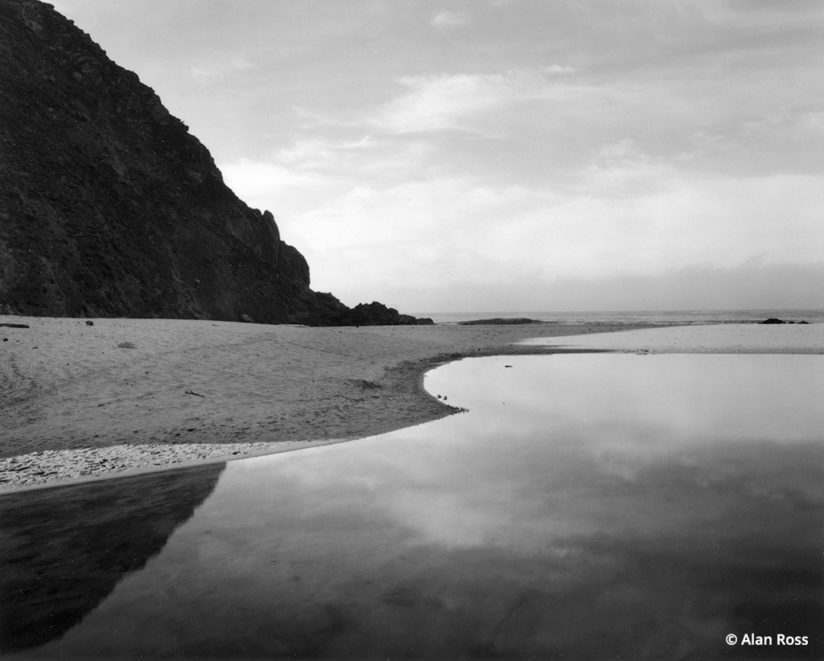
417;309;824;325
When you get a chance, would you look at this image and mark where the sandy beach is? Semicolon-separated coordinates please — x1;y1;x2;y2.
0;316;647;492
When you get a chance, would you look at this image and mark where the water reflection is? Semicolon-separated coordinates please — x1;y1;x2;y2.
0;463;224;653
4;355;823;659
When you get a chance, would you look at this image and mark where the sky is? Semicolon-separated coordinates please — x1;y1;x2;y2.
49;0;824;313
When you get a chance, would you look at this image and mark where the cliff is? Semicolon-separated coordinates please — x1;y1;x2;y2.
0;0;429;325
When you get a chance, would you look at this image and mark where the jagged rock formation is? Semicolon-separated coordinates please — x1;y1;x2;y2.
307;301;433;327
0;0;426;325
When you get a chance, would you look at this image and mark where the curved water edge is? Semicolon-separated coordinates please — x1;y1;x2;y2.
0;319;666;493
3;347;822;659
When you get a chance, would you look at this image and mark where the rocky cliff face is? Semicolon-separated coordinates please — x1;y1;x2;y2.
0;0;426;325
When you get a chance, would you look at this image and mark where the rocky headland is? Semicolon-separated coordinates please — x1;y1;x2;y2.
0;0;425;326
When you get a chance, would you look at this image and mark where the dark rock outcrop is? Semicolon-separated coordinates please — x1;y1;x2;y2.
757;318;809;325
304;301;433;327
459;317;543;326
0;0;425;326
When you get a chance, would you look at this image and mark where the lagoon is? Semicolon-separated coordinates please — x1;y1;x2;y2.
2;351;823;659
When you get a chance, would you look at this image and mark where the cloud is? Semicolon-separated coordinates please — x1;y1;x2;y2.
430;10;468;31
220;158;333;218
190;55;254;85
275;136;376;169
196;2;824;312
375;74;504;133
282;164;824;308
218;133;442;247
373;68;577;134
222;103;824;311
221;158;321;195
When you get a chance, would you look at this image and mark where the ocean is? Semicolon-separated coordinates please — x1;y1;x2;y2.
419;308;824;325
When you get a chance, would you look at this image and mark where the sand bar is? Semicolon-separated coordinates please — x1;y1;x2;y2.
1;316;651;491
519;323;824;353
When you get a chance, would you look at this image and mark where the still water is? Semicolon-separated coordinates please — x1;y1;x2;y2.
2;354;823;659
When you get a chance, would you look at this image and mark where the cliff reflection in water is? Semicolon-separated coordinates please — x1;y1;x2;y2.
0;463;224;652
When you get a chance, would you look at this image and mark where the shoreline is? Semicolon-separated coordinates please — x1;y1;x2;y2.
0;317;659;493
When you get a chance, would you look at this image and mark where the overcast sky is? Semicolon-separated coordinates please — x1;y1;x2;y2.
50;0;824;313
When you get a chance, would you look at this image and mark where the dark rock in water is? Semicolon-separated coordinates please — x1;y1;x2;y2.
759;318;787;325
459;317;543;326
0;0;402;326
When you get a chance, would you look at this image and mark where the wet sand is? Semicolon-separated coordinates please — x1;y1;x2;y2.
0;316;647;491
